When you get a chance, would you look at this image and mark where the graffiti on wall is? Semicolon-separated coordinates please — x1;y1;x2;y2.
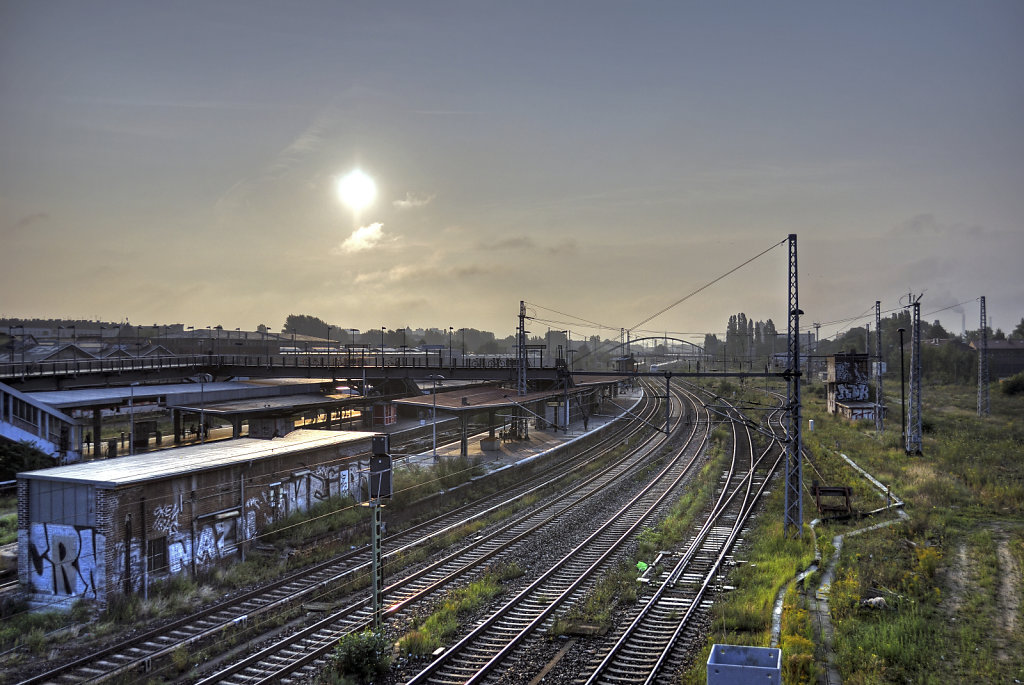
28;523;103;598
153;502;182;537
835;383;870;401
311;464;351;502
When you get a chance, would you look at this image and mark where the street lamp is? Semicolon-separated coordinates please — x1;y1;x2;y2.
381;326;386;366
129;382;140;455
448;327;454;367
898;327;906;452
15;324;24;365
198;373;212;444
427;375;445;459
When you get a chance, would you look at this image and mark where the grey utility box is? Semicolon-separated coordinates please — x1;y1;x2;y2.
707;644;781;685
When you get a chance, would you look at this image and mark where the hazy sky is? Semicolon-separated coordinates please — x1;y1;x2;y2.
2;1;1022;342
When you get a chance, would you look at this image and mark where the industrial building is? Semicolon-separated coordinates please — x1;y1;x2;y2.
825;353;878;420
18;429;375;610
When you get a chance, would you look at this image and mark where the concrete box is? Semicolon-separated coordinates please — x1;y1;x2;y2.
707;644;781;685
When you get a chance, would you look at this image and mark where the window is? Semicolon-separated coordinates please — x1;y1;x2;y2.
28;480;95;527
147;537;168;575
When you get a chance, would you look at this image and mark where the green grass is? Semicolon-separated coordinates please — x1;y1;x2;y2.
797;382;1024;684
396;563;522;656
0;510;17;545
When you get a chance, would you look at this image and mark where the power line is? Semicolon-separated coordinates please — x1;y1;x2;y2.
629;238;787;331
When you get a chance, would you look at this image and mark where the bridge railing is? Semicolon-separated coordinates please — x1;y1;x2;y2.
0;352;538;380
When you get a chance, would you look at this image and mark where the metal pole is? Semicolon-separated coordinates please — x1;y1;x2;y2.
371;501;382;630
200;376;206;444
898;327;906;450
129;383;135;455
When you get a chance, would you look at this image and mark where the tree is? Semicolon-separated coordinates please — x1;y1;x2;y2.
282;314;331;338
1012;318;1024;340
0;438;52;480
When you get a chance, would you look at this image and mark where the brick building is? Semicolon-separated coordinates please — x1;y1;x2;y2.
18;429;375;610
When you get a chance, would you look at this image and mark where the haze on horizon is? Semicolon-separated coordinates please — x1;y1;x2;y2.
2;2;1022;342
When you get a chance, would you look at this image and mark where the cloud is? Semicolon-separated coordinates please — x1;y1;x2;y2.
393;192;435;210
352;263;488;287
489;236;536;250
11;212;49;231
892;213;988;237
339;223;389;253
547;238;578;255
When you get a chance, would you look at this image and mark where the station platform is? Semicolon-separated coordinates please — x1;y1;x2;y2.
392;387;644;474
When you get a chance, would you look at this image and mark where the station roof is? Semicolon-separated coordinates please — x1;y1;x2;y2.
18;429;371;488
392;378;615;412
28;378;331;410
170;393;359;417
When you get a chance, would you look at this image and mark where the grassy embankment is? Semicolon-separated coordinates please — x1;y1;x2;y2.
682;379;1024;684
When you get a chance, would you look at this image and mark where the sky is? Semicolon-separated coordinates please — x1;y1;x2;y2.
2;1;1022;343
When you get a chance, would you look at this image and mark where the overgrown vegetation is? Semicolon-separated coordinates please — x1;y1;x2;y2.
327;630;392;684
680;379;1024;684
396;562;523;657
0;438;52;480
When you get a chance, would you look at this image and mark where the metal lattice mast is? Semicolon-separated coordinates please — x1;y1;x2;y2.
875;300;884;434
784;233;803;538
906;300;923;455
978;295;990;416
517;300;527;397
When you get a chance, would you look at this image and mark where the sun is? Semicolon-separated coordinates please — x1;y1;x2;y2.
336;169;377;213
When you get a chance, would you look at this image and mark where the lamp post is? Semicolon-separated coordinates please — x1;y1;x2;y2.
15;324;24;365
129;382;140;455
199;374;209;444
381;326;386;366
461;327;466;357
350;329;359;365
449;326;454;367
427;375;445;459
898;327;906;451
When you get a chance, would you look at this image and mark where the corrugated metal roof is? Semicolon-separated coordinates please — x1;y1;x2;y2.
28;379;329;409
17;429;371;488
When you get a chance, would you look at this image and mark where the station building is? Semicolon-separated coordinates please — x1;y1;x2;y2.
18;429;376;610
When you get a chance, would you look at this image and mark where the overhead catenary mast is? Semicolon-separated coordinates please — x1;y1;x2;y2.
978;296;990;417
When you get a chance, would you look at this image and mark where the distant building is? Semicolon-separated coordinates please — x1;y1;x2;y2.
972;339;1024;379
826;352;878;420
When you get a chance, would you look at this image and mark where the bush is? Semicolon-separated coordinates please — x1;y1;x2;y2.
331;630;391;682
1001;372;1024;396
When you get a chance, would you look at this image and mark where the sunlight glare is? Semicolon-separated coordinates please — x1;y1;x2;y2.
336;169;377;212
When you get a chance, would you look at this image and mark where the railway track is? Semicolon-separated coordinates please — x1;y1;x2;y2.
14;389;662;684
403;383;712;685
189;380;695;684
581;394;788;684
